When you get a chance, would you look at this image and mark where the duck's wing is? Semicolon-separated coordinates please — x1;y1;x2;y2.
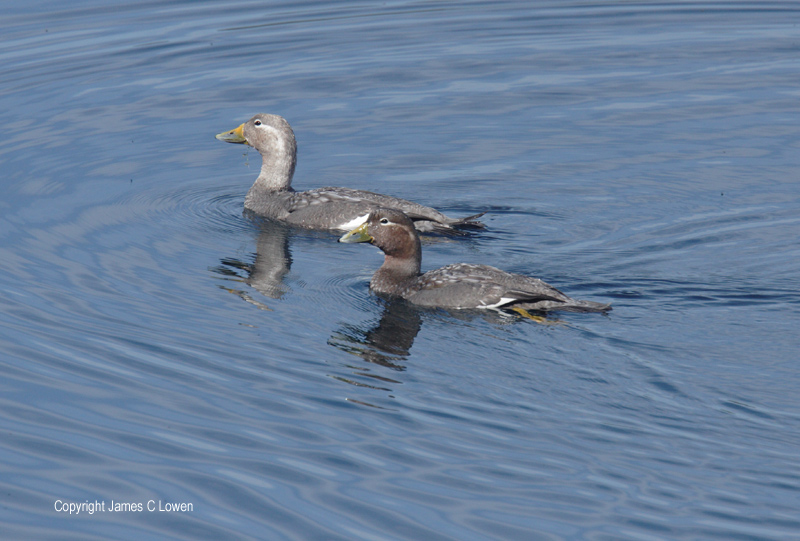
402;264;566;309
404;264;609;312
277;190;377;230
286;187;484;231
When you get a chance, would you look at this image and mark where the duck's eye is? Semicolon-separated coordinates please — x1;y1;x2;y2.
254;119;262;126
379;218;389;225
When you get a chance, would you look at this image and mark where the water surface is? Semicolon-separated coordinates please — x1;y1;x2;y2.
2;1;800;539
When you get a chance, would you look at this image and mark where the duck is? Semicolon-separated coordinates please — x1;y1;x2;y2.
339;208;611;313
216;114;485;232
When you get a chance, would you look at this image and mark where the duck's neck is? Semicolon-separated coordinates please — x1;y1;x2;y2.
370;243;422;295
248;142;297;194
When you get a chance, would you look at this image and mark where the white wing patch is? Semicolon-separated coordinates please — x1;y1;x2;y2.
337;213;370;230
479;297;517;309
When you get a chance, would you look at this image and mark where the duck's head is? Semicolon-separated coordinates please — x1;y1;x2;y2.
339;208;421;259
215;113;296;157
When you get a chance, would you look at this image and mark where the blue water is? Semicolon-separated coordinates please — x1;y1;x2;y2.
2;1;800;539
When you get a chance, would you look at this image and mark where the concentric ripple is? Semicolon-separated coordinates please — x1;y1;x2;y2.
113;182;251;236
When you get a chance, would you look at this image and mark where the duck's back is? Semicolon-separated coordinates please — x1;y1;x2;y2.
402;263;609;312
247;186;476;231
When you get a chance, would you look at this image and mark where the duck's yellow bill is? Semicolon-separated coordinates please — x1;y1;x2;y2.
215;123;247;144
338;222;372;243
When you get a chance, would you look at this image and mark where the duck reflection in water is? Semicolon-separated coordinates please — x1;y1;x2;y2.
328;297;422;372
211;218;293;307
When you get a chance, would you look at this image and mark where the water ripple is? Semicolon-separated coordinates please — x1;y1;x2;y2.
116;183;250;236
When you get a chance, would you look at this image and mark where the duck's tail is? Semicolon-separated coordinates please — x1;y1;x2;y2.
451;211;486;229
559;299;612;313
513;298;611;314
412;211;487;235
